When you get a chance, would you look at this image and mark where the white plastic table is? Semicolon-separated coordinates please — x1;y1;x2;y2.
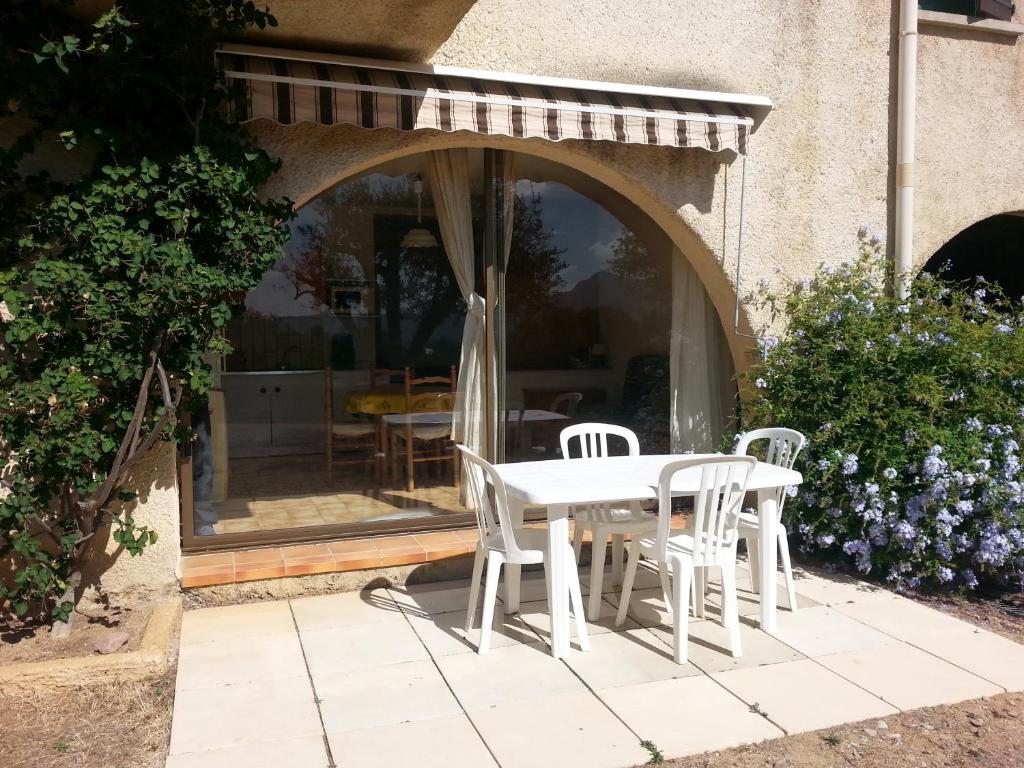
493;454;803;658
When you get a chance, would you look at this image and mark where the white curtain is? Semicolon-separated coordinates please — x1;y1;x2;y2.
670;249;733;453
430;150;485;460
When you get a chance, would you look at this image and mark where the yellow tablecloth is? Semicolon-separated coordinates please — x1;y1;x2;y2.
345;387;455;415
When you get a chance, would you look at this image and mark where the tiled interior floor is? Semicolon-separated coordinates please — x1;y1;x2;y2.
205;454;465;535
167;562;1024;768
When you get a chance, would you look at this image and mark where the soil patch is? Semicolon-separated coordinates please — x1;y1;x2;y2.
0;599;155;665
0;667;176;768
651;693;1024;768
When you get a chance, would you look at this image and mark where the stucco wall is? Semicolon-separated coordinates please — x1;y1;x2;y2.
80;442;182;605
914;23;1024;263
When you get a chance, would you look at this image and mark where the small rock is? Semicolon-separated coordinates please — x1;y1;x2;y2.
922;723;936;731
1006;710;1019;719
864;728;878;737
94;631;130;654
876;720;889;730
969;717;985;728
887;733;902;741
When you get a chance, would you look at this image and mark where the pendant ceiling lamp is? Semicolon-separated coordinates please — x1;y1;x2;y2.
400;174;439;249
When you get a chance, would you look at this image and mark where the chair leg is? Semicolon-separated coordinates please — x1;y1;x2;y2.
614;538;642;627
721;563;743;658
478;551;503;654
693;568;706;619
588;529;610;621
611;534;625;586
779;529;798;612
746;537;761;593
658;562;673;614
405;432;414;492
572;523;586;564
672;564;693;664
566;550;591;651
465;542;485;632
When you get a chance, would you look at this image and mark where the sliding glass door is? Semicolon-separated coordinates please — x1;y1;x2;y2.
489;152;674;465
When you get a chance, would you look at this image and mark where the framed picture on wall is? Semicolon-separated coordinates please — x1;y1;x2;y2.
329;280;374;316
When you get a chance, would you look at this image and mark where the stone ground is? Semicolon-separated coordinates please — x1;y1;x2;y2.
164;561;1024;768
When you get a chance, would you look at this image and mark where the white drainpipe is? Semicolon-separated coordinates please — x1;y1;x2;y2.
895;0;918;299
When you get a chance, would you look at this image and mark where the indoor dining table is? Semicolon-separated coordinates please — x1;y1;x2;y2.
493;453;803;658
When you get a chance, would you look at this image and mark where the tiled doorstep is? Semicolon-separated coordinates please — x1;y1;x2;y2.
180;529;480;588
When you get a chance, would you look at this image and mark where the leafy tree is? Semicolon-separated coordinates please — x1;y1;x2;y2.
0;1;291;625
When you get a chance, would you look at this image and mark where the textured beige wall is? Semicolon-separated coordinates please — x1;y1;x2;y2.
915;24;1024;263
80;442;181;605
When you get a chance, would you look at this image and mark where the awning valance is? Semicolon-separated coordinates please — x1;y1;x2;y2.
218;45;767;154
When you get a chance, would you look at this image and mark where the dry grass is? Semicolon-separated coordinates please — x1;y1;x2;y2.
0;670;176;768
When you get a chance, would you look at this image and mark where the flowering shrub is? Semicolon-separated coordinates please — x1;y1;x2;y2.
744;237;1024;590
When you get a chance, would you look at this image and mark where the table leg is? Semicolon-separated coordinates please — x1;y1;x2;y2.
547;503;573;658
504;497;524;614
757;489;779;633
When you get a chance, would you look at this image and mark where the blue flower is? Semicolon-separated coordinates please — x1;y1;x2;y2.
961;569;979;589
842;454;859;475
965;417;982;432
754;377;767;388
882;467;898;480
995;323;1013;335
937;567;954;583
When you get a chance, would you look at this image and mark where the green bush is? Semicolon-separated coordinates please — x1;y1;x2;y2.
743;237;1024;590
0;1;289;624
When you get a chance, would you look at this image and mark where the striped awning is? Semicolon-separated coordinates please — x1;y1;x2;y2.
218;46;763;154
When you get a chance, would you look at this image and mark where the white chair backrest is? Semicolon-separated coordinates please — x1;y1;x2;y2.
550;392;583;418
734;428;805;469
655;456;756;564
456;445;527;559
560;423;640;459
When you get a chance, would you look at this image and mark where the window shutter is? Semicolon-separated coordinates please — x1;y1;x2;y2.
978;0;1016;20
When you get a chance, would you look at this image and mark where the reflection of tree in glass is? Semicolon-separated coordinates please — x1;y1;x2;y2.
282;177;398;305
505;187;569;367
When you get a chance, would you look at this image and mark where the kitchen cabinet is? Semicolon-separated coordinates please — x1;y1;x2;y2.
222;371;325;458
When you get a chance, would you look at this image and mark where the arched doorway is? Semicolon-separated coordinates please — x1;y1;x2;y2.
921;213;1024;301
186;149;735;547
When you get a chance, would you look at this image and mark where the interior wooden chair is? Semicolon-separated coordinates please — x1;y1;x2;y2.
370;366;408;388
324;367;378;481
388;366;458;491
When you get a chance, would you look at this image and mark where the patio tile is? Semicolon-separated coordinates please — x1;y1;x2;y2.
317;659;461;733
903;625;1024;691
328;714;497;768
290;589;403;631
517;597;641;647
300;619;429;678
646;618;806;674
701;572;821;617
832;596;979;644
599;676;783;758
389;580;482;616
786;567;902;606
817;643;1003;710
407;608;539;656
469;691;650;768
169;676;321;755
436;641;586;710
768;605;898;658
562;628;702;689
712;658;897;734
179;601;295;646
176;631;307;691
165;735;328;768
605;587;677;627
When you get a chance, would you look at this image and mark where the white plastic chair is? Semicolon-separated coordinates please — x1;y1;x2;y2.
615;456;756;664
734;428;806;612
560;423;662;621
459;445;589;654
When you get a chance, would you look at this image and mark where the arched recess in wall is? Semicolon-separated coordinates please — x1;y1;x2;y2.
247;147;738;452
257;125;754;378
920;213;1024;301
